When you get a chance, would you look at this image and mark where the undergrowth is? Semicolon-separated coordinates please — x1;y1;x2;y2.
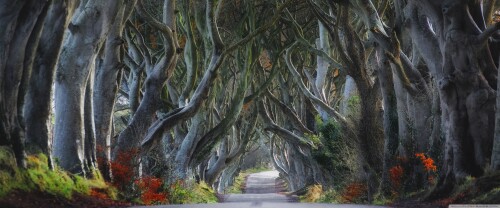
165;180;218;204
1;146;218;205
0;146;114;200
301;182;368;204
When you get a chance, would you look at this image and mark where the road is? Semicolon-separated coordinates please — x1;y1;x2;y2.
134;170;386;208
223;170;291;203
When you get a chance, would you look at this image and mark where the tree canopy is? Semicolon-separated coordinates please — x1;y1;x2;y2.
2;0;500;205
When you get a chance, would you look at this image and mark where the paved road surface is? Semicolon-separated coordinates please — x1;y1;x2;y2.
134;170;386;208
223;170;290;203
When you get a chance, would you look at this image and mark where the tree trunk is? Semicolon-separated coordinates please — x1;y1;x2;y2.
407;1;498;194
53;0;122;175
378;55;399;196
84;68;97;175
357;83;384;172
93;0;136;181
1;0;49;168
112;1;178;187
0;2;25;149
340;76;357;115
493;59;500;170
439;0;496;180
204;140;228;185
24;1;78;169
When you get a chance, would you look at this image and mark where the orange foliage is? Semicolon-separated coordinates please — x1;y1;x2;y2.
415;153;437;172
341;183;367;203
389;165;404;189
135;176;168;205
110;148;139;188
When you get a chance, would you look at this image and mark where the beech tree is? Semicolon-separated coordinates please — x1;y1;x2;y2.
1;0;50;168
2;0;500;204
24;0;78;169
403;0;499;195
53;0;123;175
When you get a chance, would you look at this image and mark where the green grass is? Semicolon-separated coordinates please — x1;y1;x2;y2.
0;147;32;197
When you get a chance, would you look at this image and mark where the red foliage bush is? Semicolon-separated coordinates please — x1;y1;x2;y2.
135;176;168;205
110;148;139;188
389;165;404;190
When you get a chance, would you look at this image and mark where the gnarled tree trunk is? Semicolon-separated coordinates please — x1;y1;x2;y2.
53;0;122;175
93;0;136;181
407;0;499;196
24;0;78;169
1;0;49;168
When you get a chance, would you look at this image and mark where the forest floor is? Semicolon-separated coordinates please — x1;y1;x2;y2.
1;170;498;207
0;190;133;208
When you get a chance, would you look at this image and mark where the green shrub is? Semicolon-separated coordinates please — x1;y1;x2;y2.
318;188;340;203
168;180;191;204
168;180;218;204
301;184;323;202
191;181;218;203
227;172;247;194
311;120;353;187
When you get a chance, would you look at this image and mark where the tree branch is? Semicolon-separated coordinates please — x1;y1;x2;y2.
476;22;500;44
284;43;347;124
265;90;314;135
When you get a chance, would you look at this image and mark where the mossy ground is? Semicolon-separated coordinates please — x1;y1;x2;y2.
1;146;221;206
0;146;121;207
189;181;219;203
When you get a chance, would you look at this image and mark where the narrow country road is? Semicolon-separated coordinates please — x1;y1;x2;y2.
223;170;291;203
135;170;386;208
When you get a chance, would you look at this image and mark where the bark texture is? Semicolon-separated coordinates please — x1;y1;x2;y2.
53;0;122;174
24;0;78;169
1;0;49;168
93;0;136;181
